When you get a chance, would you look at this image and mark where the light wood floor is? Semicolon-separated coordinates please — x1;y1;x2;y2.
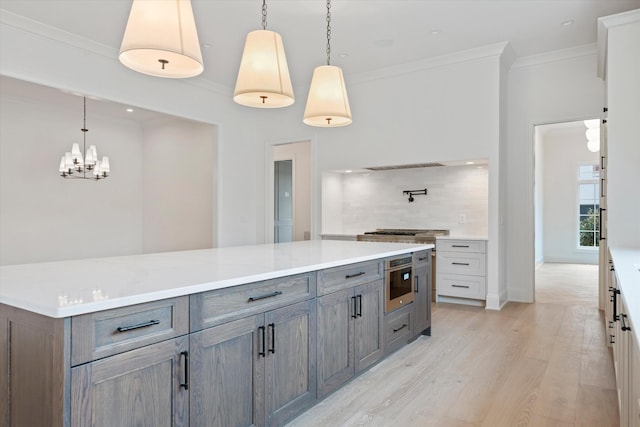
286;263;618;427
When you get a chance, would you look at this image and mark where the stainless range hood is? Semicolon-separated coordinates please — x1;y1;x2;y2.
364;162;445;171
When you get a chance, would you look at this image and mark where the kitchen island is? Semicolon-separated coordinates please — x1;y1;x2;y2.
0;240;432;427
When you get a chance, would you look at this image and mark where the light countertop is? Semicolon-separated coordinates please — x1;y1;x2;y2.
609;247;640;346
0;240;432;318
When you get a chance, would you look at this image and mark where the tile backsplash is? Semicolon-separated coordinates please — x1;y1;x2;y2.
336;164;488;236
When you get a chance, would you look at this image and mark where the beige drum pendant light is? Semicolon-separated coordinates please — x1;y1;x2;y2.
119;0;203;78
234;0;294;108
303;0;352;127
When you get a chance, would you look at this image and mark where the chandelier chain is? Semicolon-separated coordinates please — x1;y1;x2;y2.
262;0;267;30
326;0;331;65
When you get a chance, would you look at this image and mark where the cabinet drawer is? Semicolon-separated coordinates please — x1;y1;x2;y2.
318;260;383;295
384;304;413;355
413;250;431;268
191;272;316;331
437;274;486;299
437;239;486;253
437;251;486;276
71;296;189;366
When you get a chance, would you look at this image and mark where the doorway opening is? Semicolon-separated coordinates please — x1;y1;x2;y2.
270;141;312;243
274;160;293;243
533;119;601;308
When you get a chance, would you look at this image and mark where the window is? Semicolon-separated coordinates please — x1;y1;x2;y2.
578;164;600;248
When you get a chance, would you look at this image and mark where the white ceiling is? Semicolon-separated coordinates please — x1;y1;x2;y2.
2;0;639;92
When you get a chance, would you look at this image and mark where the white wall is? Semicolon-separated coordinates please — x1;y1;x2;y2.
142;118;216;253
256;44;505;309
541;125;600;264
0;94;143;265
506;46;605;302
0;14;260;249
324;165;488;236
0;90;219;265
534;126;544;266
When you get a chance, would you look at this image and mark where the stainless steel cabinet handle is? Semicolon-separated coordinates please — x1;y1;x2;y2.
452;284;470;289
452;245;470;248
452;262;470;266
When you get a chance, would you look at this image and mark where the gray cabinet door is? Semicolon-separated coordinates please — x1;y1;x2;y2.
71;336;189;427
354;279;384;372
316;288;355;397
190;315;265;427
264;299;317;427
413;265;430;335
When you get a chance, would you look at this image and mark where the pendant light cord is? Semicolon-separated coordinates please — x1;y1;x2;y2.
326;0;331;65
262;0;267;30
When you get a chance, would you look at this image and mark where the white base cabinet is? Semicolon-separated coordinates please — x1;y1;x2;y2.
607;252;640;427
436;238;487;303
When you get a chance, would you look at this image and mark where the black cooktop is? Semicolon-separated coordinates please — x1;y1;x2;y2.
364;231;418;236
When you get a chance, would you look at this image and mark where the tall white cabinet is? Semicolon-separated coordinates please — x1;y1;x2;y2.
597;9;640;427
597;9;640;249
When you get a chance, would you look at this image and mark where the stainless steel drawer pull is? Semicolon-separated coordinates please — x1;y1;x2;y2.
393;324;408;333
452;245;470;248
346;271;366;279
248;291;283;302
418;257;428;261
116;319;160;333
452;285;470;289
452;262;470;266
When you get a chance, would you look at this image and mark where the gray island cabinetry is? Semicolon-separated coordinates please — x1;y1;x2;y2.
0;241;432;427
412;249;432;336
316;260;384;397
189;273;317;427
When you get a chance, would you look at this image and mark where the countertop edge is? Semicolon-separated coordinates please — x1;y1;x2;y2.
1;242;434;318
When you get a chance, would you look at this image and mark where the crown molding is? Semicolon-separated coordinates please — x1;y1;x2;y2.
347;41;510;86
1;9;115;59
511;43;597;69
0;9;231;97
597;9;640;79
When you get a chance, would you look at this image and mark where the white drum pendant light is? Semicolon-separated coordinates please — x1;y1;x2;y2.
119;0;203;78
584;119;600;153
303;0;352;127
234;0;294;108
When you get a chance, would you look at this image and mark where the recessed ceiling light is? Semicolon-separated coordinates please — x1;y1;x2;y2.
203;43;213;48
126;108;134;113
465;161;475;165
561;20;574;26
338;53;349;58
431;30;441;35
345;169;352;173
